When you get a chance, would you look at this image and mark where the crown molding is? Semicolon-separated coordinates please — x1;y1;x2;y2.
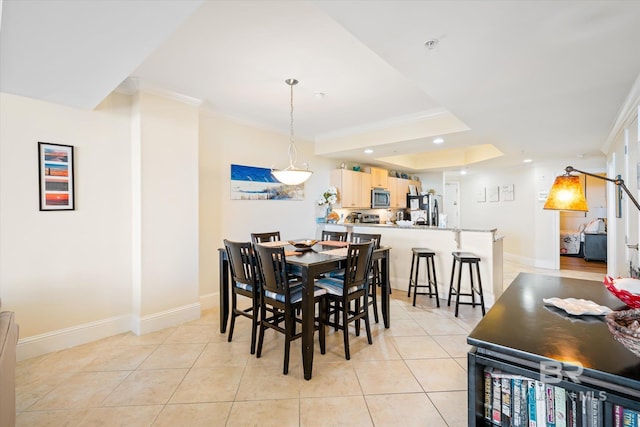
603;73;640;152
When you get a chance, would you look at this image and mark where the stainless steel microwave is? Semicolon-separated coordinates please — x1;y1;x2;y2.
371;188;391;208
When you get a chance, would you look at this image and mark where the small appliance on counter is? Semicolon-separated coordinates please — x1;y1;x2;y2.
410;210;428;225
361;214;380;224
346;212;362;223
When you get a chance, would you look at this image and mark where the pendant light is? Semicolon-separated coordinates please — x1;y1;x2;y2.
271;78;313;185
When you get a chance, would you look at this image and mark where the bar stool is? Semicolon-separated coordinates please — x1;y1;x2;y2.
447;251;486;317
407;248;440;307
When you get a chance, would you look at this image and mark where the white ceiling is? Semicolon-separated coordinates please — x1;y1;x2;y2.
2;0;640;173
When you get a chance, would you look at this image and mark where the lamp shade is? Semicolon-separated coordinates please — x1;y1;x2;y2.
543;175;589;211
271;168;312;186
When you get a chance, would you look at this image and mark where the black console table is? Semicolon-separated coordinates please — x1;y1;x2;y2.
467;273;640;426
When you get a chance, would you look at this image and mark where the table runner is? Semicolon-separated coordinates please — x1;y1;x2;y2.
318;240;349;248
320;247;349;256
257;241;289;247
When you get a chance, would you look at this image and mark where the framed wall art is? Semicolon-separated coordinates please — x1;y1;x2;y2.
230;163;304;201
38;142;75;211
500;184;514;201
487;186;499;202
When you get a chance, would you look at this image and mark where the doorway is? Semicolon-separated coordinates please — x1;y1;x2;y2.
558;173;607;274
444;182;460;228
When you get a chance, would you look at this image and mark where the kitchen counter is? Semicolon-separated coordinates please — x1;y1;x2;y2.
318;223;503;306
338;222;498;233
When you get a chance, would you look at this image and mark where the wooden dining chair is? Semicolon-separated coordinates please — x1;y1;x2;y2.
253;244;327;375
251;231;281;243
315;241;375;360
350;233;382;323
321;230;348;242
223;239;261;354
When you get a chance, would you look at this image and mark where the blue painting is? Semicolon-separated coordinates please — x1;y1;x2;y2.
230;164;304;201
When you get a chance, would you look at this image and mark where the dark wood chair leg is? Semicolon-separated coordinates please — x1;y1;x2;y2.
408;253;416;297
447;259;457;306
343;305;350;360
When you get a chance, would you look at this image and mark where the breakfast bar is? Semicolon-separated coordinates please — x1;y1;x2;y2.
320;223;503;306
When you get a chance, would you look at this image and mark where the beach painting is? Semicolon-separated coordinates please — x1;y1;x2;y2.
231;164;304;201
38;142;75;210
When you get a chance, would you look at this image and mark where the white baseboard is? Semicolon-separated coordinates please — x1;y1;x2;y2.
503;252;536;267
17;315;131;361
131;302;201;335
17;302;202;361
199;292;218;310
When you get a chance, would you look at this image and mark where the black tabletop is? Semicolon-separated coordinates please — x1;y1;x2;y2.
468;272;640;387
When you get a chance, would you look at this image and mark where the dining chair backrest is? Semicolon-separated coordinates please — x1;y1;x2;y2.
224;239;259;289
350;233;381;249
251;231;281;244
321;230;348;242
254;244;291;300
343;241;375;290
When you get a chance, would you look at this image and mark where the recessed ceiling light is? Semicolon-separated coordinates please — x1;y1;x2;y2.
523;159;533;163
433;137;444;144
460;170;467;175
364;149;373;154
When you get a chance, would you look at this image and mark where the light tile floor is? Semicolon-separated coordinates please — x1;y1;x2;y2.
15;260;604;426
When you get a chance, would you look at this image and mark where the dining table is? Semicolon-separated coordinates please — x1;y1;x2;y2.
218;239;391;380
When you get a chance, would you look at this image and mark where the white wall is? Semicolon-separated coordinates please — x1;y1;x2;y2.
0;92;133;341
198;111;335;301
457;165;537;260
1;91;204;358
456;159;608;269
607;111;640;278
133;92;200;332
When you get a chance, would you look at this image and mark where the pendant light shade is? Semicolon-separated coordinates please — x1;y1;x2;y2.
271;78;313;186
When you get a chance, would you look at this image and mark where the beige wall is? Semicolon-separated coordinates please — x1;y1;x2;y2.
456;159;608;269
198;111;335;300
0;92;133;339
134;92;200;330
0;91;203;357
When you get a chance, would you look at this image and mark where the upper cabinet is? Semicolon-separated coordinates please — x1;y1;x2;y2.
388;177;422;208
330;169;372;208
364;167;388;189
388;177;403;208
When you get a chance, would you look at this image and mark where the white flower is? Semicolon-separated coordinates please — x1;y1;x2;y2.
318;187;338;205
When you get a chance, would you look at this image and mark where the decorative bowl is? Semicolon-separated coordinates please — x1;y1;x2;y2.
288;240;317;250
603;276;640;309
605;309;640;357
